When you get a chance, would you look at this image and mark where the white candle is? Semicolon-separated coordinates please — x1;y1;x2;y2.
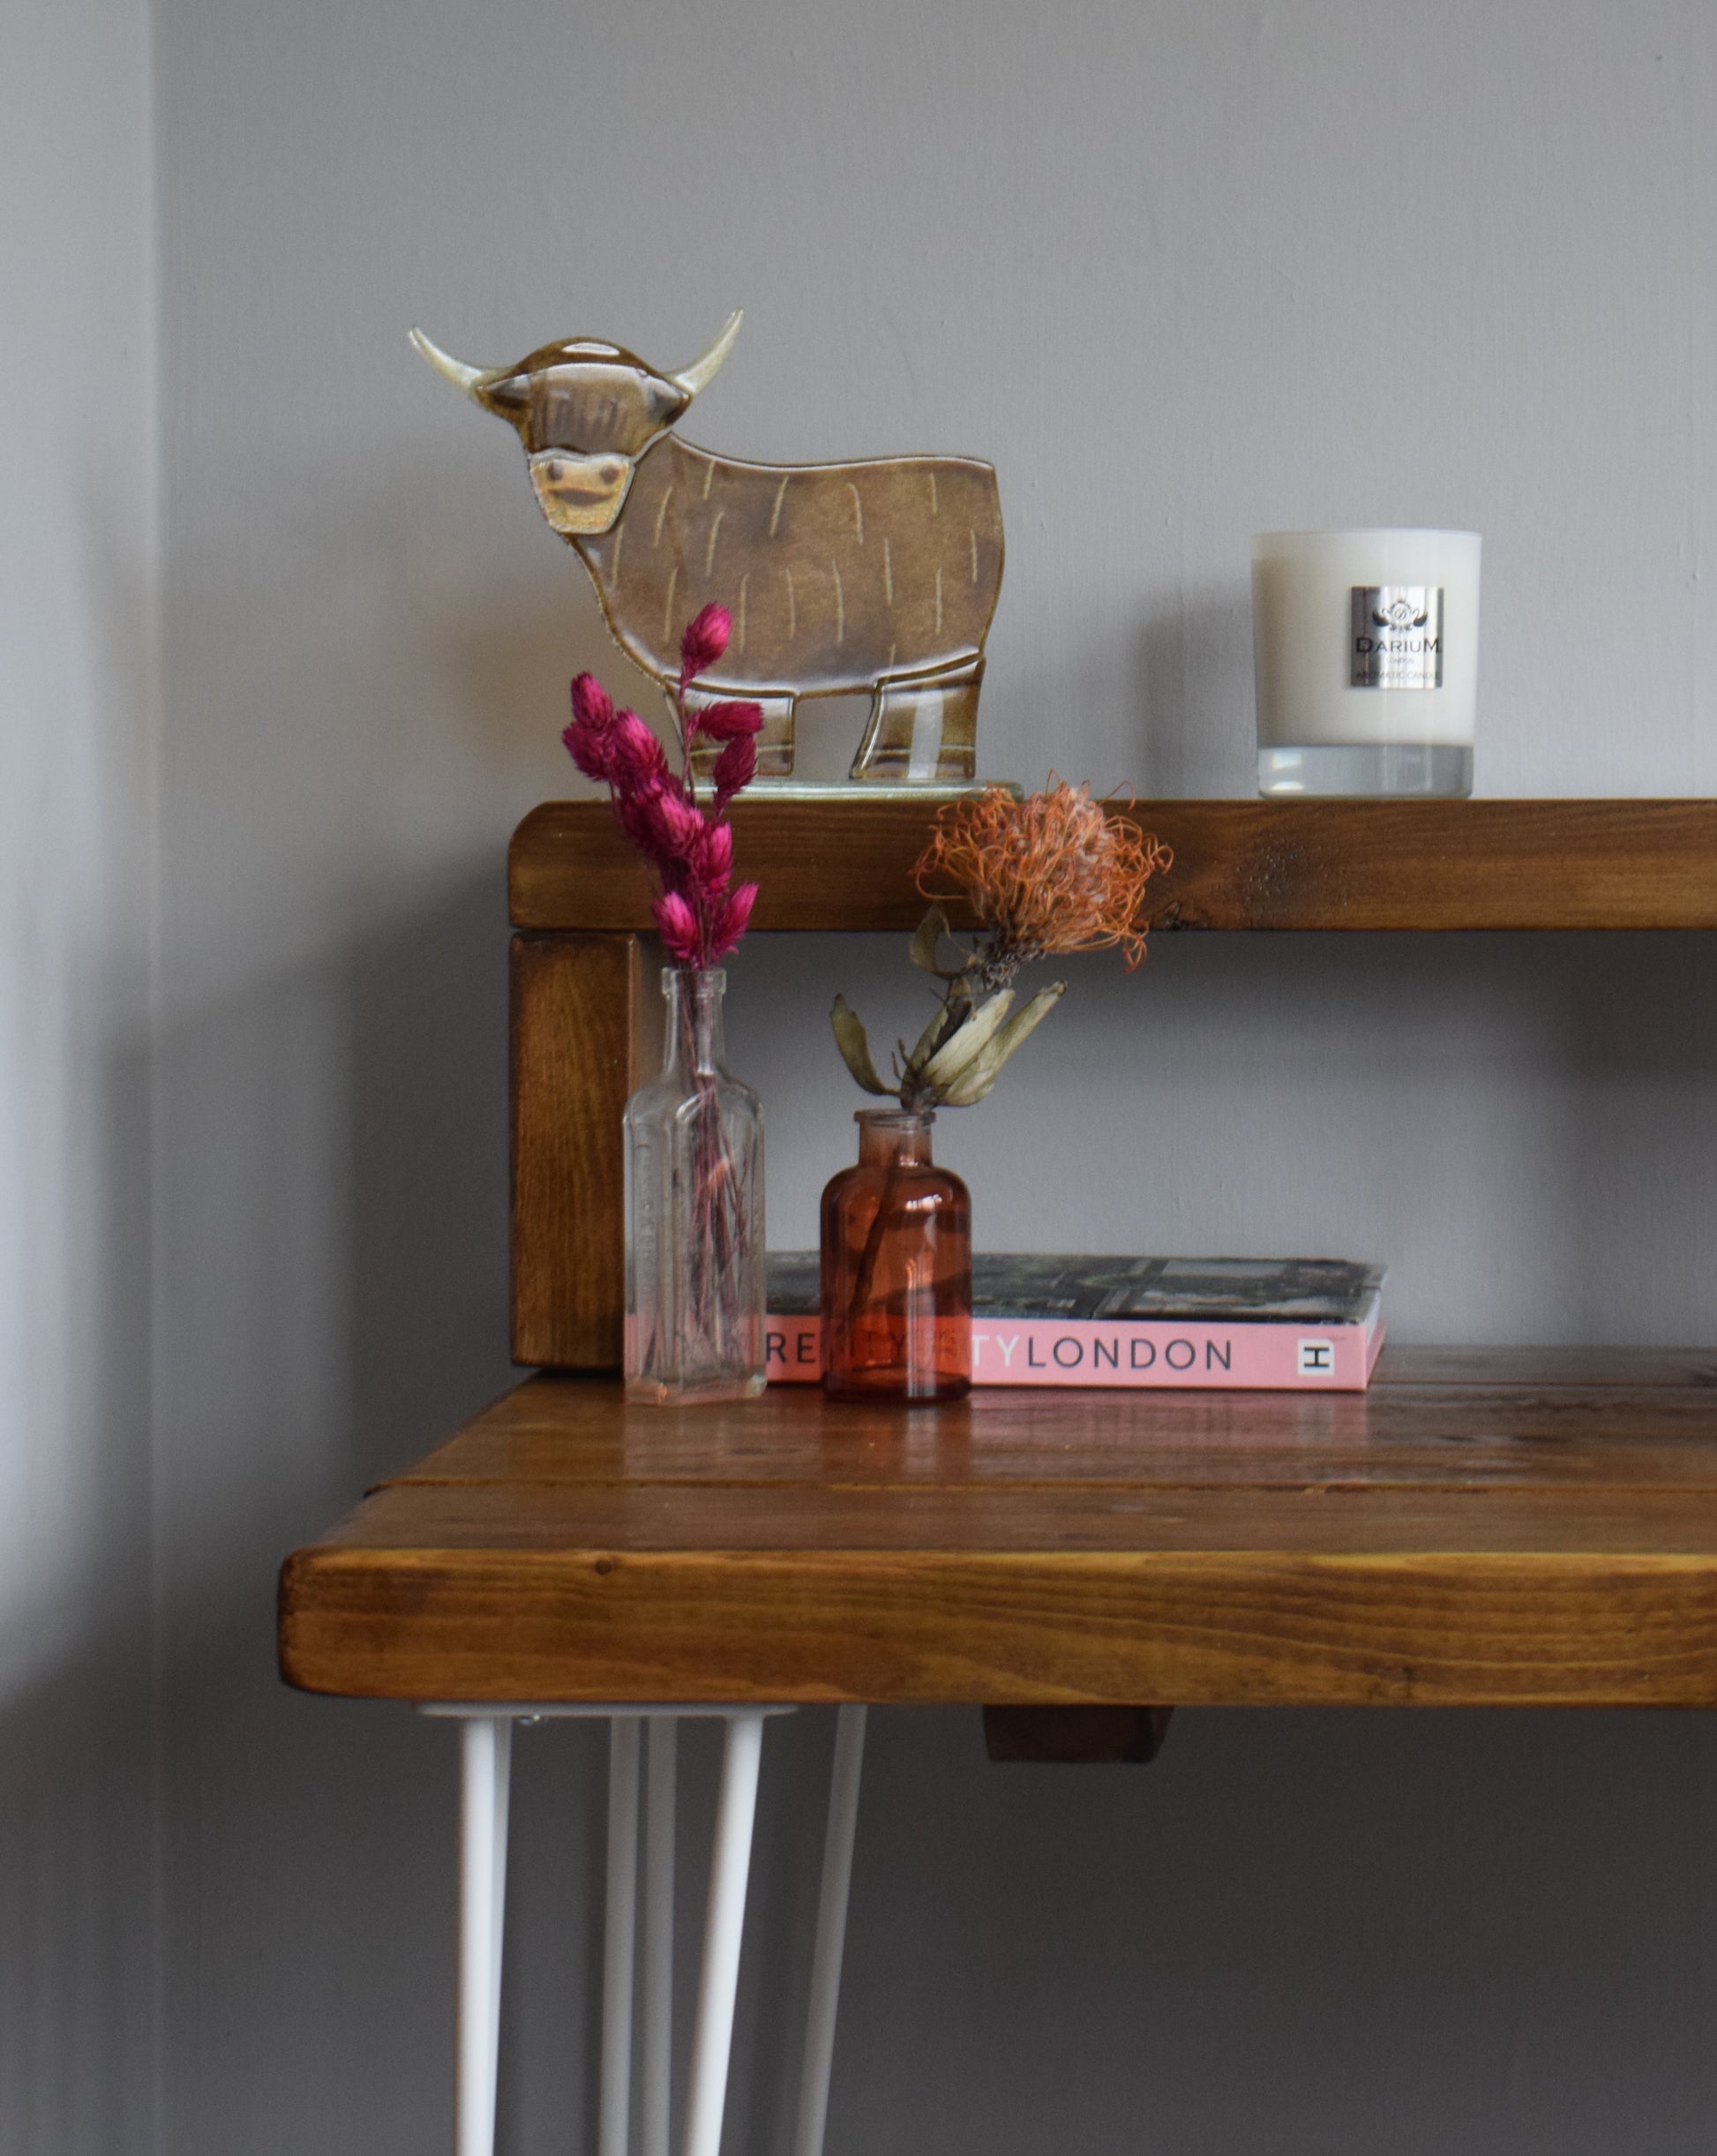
1252;529;1481;796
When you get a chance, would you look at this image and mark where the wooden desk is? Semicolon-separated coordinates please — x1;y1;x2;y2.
282;1348;1717;1710
286;795;1717;2156
281;1349;1717;2156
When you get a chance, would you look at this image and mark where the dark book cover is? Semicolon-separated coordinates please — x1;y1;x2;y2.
768;1252;1384;1325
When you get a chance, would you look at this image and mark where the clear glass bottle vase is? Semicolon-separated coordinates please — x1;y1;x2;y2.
625;967;766;1404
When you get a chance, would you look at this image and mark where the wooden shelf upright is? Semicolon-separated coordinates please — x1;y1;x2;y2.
506;795;1717;1370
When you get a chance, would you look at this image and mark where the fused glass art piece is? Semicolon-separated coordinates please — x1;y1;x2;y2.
411;314;1006;787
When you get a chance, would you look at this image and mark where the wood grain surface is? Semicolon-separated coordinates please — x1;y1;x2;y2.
509;798;1717;935
279;1350;1717;1709
511;933;657;1366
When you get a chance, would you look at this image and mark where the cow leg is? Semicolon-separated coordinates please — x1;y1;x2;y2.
683;690;798;781
849;658;982;785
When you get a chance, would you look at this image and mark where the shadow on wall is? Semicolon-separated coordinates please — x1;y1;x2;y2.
0;1669;155;2154
830;1702;1717;2156
347;870;514;1461
153;868;516;2154
0;1011;154;2150
0;1565;155;2155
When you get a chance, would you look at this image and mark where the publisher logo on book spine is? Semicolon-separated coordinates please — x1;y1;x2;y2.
1297;1338;1337;1378
1351;585;1443;689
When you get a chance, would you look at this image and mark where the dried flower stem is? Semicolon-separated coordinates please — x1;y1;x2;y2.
563;603;763;966
829;779;1171;1115
566;608;766;1389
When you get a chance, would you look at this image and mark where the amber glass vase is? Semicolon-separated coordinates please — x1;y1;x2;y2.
820;1110;971;1403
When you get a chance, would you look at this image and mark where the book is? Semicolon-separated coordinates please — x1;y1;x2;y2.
766;1252;1387;1391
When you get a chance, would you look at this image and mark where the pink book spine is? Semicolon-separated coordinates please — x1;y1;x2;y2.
765;1317;1384;1391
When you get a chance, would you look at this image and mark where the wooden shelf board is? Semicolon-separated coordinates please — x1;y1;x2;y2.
280;1348;1717;1710
510;797;1717;935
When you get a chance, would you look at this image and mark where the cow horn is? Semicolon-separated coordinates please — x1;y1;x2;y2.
672;311;743;399
409;327;499;402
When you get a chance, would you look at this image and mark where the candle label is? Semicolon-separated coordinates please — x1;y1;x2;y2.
1350;587;1443;689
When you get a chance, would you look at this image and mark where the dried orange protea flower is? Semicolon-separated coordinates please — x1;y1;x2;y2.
829;779;1173;1114
915;778;1172;977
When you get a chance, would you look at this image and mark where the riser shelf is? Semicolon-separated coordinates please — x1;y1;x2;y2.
511;798;1717;935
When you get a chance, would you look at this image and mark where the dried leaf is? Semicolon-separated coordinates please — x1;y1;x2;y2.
918;989;1016;1088
909;906;950;973
830;995;893;1096
907;905;965;980
939;984;1065;1106
906;990;964;1071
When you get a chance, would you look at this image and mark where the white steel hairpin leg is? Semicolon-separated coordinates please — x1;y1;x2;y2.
682;1710;768;2156
600;1719;641;2156
643;1717;679;2156
793;1706;868;2156
456;1716;514;2156
427;1702;785;2156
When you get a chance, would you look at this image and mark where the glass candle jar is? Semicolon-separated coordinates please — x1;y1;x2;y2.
1253;529;1481;797
820;1110;971;1404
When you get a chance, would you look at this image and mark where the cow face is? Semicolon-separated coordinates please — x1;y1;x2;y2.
480;342;686;536
411;315;742;537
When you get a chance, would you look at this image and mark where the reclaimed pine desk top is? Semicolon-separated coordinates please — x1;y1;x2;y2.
278;1348;1717;1711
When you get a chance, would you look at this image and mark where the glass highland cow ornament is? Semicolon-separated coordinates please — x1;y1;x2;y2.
410;314;1005;789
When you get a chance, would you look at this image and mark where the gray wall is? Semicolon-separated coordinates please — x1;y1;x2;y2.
15;0;1717;2148
1;0;159;2148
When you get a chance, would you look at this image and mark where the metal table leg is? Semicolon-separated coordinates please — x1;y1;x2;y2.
793;1705;868;2156
682;1711;768;2156
600;1718;641;2156
643;1716;679;2156
455;1716;514;2156
428;1702;790;2156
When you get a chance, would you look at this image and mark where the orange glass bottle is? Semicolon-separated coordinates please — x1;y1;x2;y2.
820;1110;971;1403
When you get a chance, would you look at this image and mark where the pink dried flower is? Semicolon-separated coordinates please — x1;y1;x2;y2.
611;710;669;784
713;735;757;801
564;674;621;782
565;605;757;973
563;717;616;783
679;604;731;684
652;890;702;965
694;700;764;743
644;786;705;860
613;778;666;862
571;673;615;731
688;817;734;898
709;883;758;959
